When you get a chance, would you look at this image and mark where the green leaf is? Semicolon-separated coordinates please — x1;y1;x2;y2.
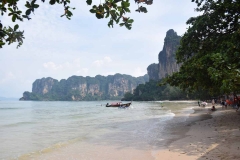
128;19;134;23
86;0;92;5
14;24;19;31
34;4;39;8
90;9;96;13
12;15;16;22
121;1;130;8
67;10;73;16
96;12;104;19
139;6;148;13
25;2;31;8
105;12;110;18
8;8;14;12
26;9;31;15
49;0;56;5
108;19;113;28
125;23;131;30
124;8;130;13
119;23;125;27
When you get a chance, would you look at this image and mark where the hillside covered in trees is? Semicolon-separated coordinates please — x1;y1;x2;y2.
121;80;213;101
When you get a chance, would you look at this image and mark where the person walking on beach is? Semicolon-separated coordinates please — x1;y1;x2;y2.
221;100;225;109
198;100;201;107
236;101;240;112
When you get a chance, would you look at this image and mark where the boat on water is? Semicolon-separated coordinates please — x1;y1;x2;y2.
106;101;132;107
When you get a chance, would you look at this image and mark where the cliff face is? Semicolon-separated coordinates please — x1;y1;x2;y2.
147;29;181;80
32;77;58;95
147;63;159;81
20;74;149;101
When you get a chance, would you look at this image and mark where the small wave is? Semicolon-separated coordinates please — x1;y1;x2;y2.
148;112;175;122
0;107;21;110
17;136;88;160
181;107;195;115
3;121;36;127
156;100;197;103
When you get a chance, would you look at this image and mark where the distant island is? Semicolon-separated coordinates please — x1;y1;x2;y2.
20;74;149;101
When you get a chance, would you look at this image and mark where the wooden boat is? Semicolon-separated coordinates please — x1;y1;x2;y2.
106;101;132;107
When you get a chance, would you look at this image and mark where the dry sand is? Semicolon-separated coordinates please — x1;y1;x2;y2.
156;105;240;160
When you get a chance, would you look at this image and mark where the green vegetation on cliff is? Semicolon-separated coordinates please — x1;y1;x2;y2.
122;80;214;101
20;74;149;101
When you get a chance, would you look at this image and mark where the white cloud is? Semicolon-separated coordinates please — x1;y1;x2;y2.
43;62;63;70
104;72;115;76
0;72;16;84
42;57;83;71
82;68;89;73
75;68;89;76
92;60;104;67
73;58;81;64
133;67;147;77
104;56;112;63
92;56;112;67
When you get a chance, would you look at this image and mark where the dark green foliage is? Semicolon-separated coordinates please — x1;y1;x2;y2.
122;80;213;101
21;91;39;100
122;80;201;101
164;0;240;97
121;92;134;101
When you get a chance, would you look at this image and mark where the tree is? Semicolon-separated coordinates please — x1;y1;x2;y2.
0;0;153;48
163;0;240;97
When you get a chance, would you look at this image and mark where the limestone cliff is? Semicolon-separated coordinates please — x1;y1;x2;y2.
20;74;149;101
147;29;181;80
147;63;159;81
32;77;58;95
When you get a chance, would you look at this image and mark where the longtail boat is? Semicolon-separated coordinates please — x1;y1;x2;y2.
106;101;132;107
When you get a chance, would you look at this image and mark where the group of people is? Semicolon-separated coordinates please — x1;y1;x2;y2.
198;98;240;112
197;101;208;107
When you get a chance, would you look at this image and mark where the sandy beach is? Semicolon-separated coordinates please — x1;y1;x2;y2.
156;105;240;160
11;102;240;160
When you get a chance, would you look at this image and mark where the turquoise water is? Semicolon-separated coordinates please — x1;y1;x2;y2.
0;101;196;159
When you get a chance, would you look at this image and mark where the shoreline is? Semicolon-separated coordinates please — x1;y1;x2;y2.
155;104;240;160
11;102;240;160
153;105;212;152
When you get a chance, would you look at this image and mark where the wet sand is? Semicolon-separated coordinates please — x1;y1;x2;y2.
156;105;240;160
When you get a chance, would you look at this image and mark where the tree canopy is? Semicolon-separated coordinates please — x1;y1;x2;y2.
0;0;153;48
121;80;208;101
163;0;240;97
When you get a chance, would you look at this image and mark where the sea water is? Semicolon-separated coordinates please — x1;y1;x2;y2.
0;101;196;160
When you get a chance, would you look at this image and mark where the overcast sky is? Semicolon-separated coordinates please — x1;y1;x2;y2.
0;0;199;98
